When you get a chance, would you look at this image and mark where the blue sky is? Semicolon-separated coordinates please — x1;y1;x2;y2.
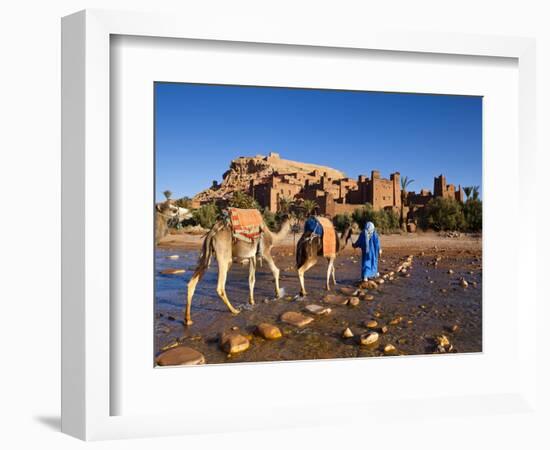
155;83;482;202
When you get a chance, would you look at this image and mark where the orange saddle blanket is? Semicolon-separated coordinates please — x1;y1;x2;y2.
316;216;337;257
228;208;263;244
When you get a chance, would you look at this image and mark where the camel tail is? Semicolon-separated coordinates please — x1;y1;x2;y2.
191;226;218;282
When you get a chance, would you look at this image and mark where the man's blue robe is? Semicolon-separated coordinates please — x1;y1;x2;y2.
353;230;380;279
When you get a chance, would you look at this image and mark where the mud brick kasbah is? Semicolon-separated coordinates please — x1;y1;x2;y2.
192;152;464;217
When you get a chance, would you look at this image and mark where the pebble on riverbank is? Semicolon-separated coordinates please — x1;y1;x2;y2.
256;323;283;340
360;332;379;346
305;304;332;315
384;344;397;355
324;294;349;306
364;320;378;329
342;327;354;338
220;331;250;354
281;311;314;327
156;346;205;366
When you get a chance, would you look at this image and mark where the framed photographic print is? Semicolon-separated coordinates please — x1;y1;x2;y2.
62;9;537;440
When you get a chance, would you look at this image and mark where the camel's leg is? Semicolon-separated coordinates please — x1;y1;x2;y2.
298;258;317;297
331;262;337;286
326;257;335;291
263;251;281;298
216;260;240;315
248;257;256;305
185;272;201;325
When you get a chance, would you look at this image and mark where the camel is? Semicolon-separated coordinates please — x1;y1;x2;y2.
155;200;179;245
185;214;292;325
296;220;352;296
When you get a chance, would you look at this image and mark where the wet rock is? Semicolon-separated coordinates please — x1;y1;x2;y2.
362;280;378;290
166;254;180;260
339;287;359;296
362;294;375;301
440;288;447;293
342;327;354;338
389;317;403;326
281;311;314;327
360;332;379;346
256;323;282;340
448;269;454;274
435;334;452;353
376;278;385;284
231;326;239;331
305;304;332;315
374;311;382;318
365;320;378;328
324;294;349;306
450;324;460;333
348;297;360;307
460;279;469;288
438;335;451;347
156;346;205;366
220;331;250;354
380;325;389;334
160;268;186;275
384;344;397;355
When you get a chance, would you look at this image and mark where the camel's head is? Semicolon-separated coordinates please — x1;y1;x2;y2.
156;200;179;218
342;225;353;245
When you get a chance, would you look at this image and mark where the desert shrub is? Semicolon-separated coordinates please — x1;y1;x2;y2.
333;213;352;233
419;197;465;231
463;199;482;232
262;209;277;231
192;203;220;229
351;204;399;233
229;191;260;209
175;196;193;209
377;208;400;232
352;203;376;229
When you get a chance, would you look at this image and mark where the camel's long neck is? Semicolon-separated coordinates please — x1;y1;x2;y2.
338;227;351;252
269;219;291;245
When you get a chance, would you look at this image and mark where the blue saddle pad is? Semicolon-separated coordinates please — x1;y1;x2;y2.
304;216;323;236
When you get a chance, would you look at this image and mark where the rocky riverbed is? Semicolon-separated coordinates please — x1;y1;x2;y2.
155;232;482;365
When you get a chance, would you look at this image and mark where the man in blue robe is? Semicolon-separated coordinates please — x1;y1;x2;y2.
352;221;381;281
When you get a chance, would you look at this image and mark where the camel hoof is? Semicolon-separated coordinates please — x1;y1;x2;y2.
249;300;255;305
231;309;240;315
185;319;193;326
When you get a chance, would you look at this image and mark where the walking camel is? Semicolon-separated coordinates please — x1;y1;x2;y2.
296;220;353;296
185;214;292;325
155;200;179;245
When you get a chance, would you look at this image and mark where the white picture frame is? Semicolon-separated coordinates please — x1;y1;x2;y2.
61;9;537;441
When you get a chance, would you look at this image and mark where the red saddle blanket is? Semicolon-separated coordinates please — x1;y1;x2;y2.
228;208;263;243
316;216;337;257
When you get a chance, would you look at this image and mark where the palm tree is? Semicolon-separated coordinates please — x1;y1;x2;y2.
302;199;318;217
472;186;480;201
400;176;414;227
163;190;172;200
463;186;473;200
278;196;295;214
